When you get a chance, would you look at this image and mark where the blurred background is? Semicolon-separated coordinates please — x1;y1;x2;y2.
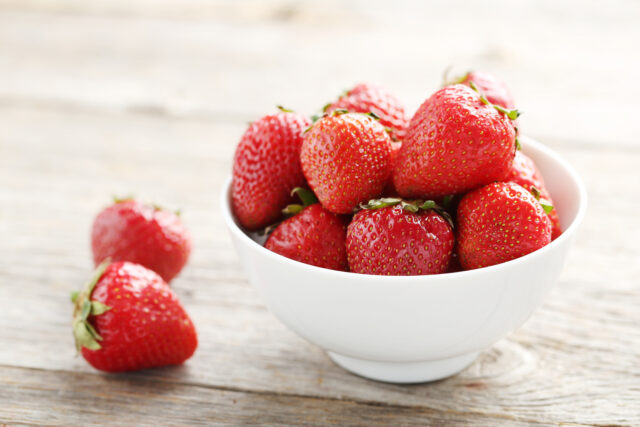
0;1;639;424
1;0;637;142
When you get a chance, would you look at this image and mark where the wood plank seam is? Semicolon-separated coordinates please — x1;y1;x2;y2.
0;364;608;427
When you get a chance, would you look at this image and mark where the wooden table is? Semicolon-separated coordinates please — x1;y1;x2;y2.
1;1;639;425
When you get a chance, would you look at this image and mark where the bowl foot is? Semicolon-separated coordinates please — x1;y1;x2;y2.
327;351;478;383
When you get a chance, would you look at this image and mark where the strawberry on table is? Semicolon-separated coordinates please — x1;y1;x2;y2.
506;150;562;239
232;108;311;230
392;84;518;199
456;182;552;270
91;198;191;283
346;198;454;275
71;261;198;373
301;111;392;214
323;83;409;141
265;188;348;271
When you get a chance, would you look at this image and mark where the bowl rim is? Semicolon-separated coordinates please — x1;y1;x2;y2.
221;136;587;282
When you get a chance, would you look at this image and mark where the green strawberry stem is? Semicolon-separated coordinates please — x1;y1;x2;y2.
530;186;542;200
443;68;471;86
291;187;318;207
468;81;521;120
359;198;454;228
282;188;319;216
276;105;294;113
282;204;304;215
113;195;134;204
540;202;554;214
530;186;555;213
71;260;112;352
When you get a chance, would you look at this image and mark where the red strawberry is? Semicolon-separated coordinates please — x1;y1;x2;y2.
72;261;198;372
456;182;552;270
265;188;348;271
346;198;454;275
393;84;518;198
506;151;562;239
91;199;191;283
324;83;409;141
300;112;392;214
232;109;311;230
451;70;515;109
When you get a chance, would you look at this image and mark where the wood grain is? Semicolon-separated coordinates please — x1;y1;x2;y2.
0;1;639;147
4;366;543;426
0;0;639;425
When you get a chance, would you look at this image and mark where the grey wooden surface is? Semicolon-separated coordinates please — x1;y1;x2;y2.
0;1;639;425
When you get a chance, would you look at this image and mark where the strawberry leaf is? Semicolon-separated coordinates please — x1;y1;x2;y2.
540;201;554;214
468;81;520;121
400;201;419;213
91;301;111;316
282;204;304;216
291;187;318;207
419;200;437;210
71;261;110;352
360;198;402;210
530;186;542;200
365;111;381;121
73;321;101;352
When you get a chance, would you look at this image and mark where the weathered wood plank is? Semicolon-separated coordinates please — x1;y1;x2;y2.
3;366;538;426
0;1;639;147
0;105;639;425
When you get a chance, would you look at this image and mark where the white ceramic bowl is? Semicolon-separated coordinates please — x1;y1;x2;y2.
221;136;587;383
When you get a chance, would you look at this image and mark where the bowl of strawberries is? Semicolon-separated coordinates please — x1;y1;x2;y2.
222;73;587;383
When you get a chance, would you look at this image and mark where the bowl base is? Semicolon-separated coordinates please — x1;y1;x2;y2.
327;351;478;384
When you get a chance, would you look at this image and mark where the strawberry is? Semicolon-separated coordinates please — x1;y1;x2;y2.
300;112;392;214
346;198;454;275
232;109;311;230
456;182;552;270
91;199;191;283
265;188;348;271
506;151;562;239
392;84;518;199
449;70;515;109
71;261;198;372
324;83;409;141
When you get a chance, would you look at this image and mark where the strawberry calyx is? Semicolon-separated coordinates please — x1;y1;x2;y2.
113;196;182;216
515;137;522;151
359;197;454;228
282;187;318;216
443;68;471;86
113;195;135;204
468;81;521;120
530;186;555;214
276;105;294;113
71;260;112;352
